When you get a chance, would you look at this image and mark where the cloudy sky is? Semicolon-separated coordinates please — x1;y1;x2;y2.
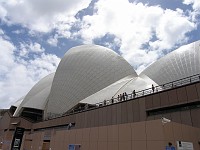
0;0;200;108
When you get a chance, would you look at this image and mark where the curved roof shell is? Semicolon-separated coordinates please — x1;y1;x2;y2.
46;45;136;115
140;40;200;85
81;74;157;104
14;73;55;116
11;96;24;108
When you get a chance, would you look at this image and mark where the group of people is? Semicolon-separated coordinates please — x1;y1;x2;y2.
117;92;128;101
105;90;137;105
103;92;130;106
103;84;156;106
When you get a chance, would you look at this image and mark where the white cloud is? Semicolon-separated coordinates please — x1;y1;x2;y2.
27;53;60;79
47;35;58;47
12;29;24;34
0;37;60;109
0;37;15;74
0;29;4;35
183;0;200;22
149;9;196;51
183;0;200;10
75;0;196;71
29;42;44;53
0;4;6;19
0;28;10;40
0;0;92;33
19;42;45;57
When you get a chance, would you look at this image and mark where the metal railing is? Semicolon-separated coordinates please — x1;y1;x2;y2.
93;74;200;107
47;73;200;119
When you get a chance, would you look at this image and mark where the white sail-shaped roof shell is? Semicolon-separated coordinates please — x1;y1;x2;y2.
141;40;200;85
14;73;55;116
11;96;24;108
46;45;137;115
80;74;157;104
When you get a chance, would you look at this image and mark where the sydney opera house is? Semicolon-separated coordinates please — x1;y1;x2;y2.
0;41;200;150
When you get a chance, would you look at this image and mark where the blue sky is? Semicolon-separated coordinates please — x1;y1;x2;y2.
0;0;199;108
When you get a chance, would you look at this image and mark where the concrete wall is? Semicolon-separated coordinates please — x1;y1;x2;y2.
0;112;32;150
146;82;200;127
24;120;200;150
145;83;200;109
0;112;11;130
1;130;13;150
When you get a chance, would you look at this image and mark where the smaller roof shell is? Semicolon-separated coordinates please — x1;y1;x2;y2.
11;96;24;108
13;73;55;116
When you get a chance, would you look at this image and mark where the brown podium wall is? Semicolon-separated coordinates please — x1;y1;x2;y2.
23;120;200;150
145;82;200;128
